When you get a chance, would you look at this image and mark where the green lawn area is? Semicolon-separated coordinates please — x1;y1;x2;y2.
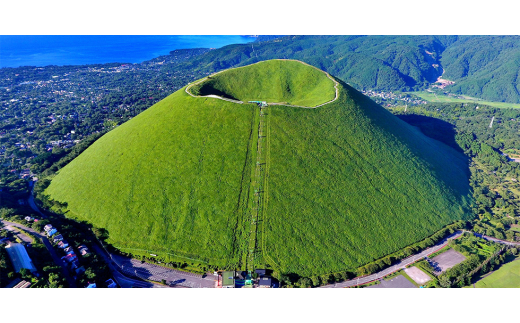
410;91;520;109
474;258;520;288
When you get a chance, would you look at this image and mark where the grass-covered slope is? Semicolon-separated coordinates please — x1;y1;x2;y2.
45;59;473;276
45;87;256;267
263;80;473;276
189;60;336;107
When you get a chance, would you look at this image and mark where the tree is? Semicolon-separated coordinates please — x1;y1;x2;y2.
19;268;31;279
439;275;451;288
298;277;311;288
48;273;64;288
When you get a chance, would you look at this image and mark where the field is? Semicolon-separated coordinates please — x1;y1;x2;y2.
410;91;520;109
474;258;520;288
45;60;474;277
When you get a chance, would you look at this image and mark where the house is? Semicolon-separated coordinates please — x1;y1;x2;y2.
24;216;33;222
222;271;235;288
258;276;272;288
66;250;75;256
255;269;266;276
64;246;73;253
86;282;96;288
53;234;63;242
44;224;53;232
70;260;80;270
62;253;77;263
78;245;90;256
57;240;69;249
47;228;58;237
106;279;117;288
13;280;32;288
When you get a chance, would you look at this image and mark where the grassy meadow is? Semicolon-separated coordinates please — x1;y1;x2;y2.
411;91;520;109
474;258;520;288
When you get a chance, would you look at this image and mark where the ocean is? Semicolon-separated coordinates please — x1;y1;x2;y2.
0;35;255;68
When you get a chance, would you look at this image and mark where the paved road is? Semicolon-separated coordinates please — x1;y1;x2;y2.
321;231;464;288
110;253;217;288
27;180;45;218
2;224;34;244
467;231;520;246
1;220;77;288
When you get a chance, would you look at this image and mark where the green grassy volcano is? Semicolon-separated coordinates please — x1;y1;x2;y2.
44;59;473;276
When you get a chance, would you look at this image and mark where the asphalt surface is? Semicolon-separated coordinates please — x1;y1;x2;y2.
366;275;416;289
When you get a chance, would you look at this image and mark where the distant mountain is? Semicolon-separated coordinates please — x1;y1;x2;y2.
171;35;520;103
441;36;520;103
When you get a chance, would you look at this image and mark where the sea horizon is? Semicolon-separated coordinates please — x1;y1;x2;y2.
0;35;256;68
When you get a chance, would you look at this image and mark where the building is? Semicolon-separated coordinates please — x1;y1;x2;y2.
258;276;272;288
106;279;117;288
53;234;64;242
222;271;235;288
4;242;37;273
255;269;266;276
44;224;53;232
47;228;58;237
78;245;90;256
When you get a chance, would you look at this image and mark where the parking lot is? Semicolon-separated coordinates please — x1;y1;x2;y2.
366;275;416;288
430;249;466;275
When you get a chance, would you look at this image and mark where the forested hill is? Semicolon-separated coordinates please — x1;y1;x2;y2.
175;35;520;103
440;36;520;103
179;35;454;92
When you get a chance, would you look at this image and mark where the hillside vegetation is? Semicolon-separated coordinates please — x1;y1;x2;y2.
44;60;474;277
263;80;473;276
44;84;257;267
441;36;520;103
